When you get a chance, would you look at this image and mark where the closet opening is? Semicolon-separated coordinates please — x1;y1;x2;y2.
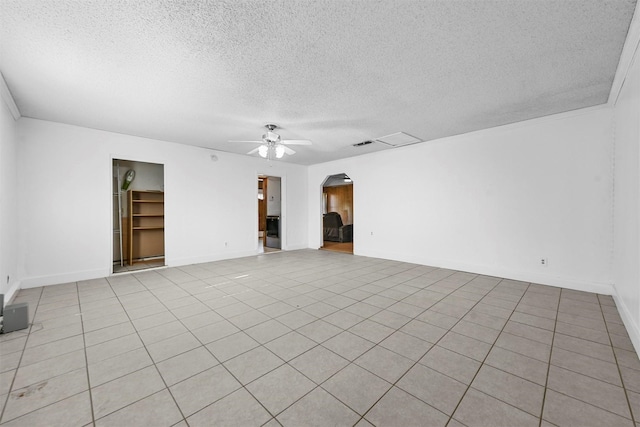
112;159;165;273
258;175;281;253
321;173;354;254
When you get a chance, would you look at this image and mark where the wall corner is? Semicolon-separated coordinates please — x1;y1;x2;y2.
0;73;21;121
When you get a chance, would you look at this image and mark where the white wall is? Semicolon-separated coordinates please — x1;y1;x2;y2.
17;118;308;288
0;92;19;303
115;159;164;192
613;40;640;350
266;177;281;216
309;107;614;294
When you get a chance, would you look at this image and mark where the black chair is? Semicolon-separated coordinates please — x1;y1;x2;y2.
323;212;353;242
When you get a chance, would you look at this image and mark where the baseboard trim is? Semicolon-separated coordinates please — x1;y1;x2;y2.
359;249;613;295
611;284;640;356
168;250;259;267
283;244;308;251
18;248;311;289
20;268;110;289
3;281;21;306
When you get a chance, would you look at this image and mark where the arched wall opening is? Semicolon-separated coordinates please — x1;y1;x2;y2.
320;173;354;254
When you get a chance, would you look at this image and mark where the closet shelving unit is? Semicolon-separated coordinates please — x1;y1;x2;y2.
128;190;165;265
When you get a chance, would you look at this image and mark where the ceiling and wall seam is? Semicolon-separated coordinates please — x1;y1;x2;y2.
609;4;640;106
609;30;640;291
341;105;614;160
610;111;618;288
13;116;238;158
1;1;635;165
19;102;615;167
0;73;20;121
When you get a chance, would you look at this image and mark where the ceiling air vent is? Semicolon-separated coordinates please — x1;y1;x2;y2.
353;140;374;147
375;132;422;147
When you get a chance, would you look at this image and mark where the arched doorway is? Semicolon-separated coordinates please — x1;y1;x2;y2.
321;173;353;254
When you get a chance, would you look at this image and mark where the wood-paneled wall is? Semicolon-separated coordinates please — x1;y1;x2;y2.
324;184;353;224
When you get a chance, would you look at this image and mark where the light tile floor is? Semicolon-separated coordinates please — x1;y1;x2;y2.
1;249;640;426
113;260;165;274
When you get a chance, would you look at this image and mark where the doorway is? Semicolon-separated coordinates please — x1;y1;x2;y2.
321;173;353;254
113;159;165;273
258;175;281;253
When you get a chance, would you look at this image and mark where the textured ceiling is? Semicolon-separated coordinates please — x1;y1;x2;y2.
0;0;636;164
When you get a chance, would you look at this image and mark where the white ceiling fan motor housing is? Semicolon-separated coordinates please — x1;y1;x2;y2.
263;131;281;143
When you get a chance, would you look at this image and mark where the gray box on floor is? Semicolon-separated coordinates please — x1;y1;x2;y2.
2;302;29;333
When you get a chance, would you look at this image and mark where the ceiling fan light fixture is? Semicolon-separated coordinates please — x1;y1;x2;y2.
263;131;280;143
236;123;312;159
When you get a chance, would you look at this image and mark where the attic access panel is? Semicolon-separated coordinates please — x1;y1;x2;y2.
375;132;423;147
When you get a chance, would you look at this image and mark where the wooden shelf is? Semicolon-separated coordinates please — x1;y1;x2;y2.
128;190;164;265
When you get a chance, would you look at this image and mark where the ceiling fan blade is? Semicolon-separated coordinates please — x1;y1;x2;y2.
229;140;264;144
283;146;296;155
282;139;312;145
247;147;261;155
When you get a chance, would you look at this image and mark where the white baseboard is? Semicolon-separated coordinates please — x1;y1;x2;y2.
359;249;613;295
168;250;259;267
169;246;313;267
283;244;309;251
17;247;312;290
611;284;640;356
3;280;21;306
20;268;110;289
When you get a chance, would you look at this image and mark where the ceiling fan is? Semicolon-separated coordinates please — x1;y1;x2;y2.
230;124;312;159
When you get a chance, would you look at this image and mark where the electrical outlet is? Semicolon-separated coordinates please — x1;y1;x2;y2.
224;242;228;247
540;258;548;267
370;231;374;236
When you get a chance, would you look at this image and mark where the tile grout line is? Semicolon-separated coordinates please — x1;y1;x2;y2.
599;294;637;425
0;286;43;425
352;274;505;426
266;269;466;424
0;259;412;423
101;274;193;426
217;268;462;424
184;263;429;372
537;294;638;423
175;265;337;426
75;281;97;426
113;268;293;425
0;268;544;424
128;271;292;426
6;254;640;427
3;296;91;405
441;280;534;427
537;286;562;427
